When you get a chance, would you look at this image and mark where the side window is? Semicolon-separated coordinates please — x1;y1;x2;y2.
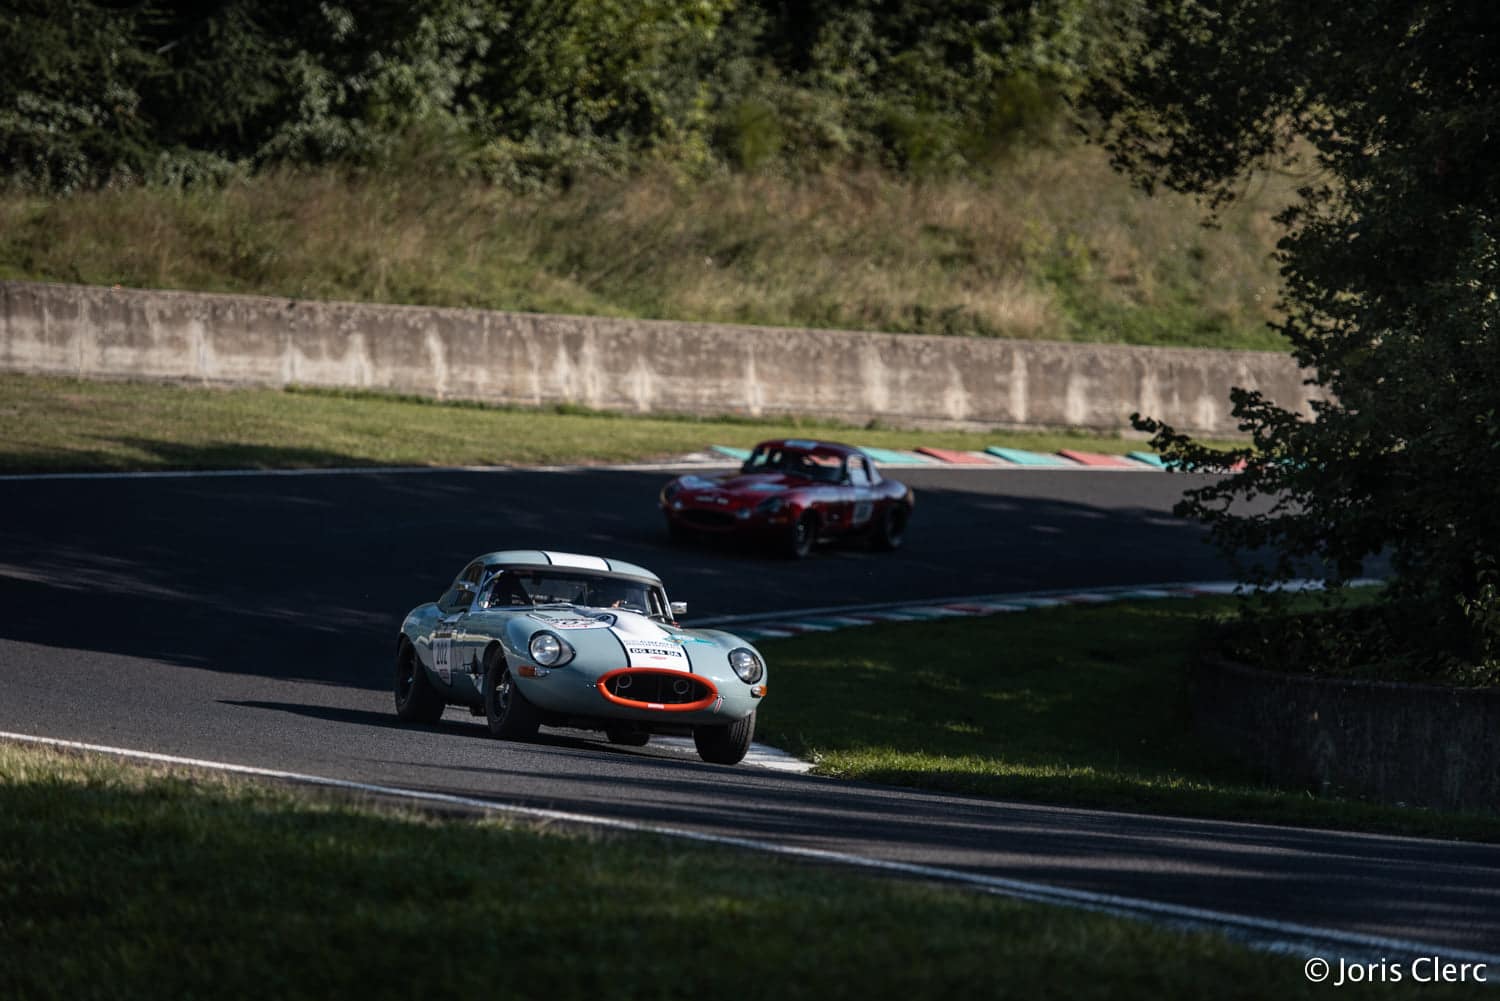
480;570;520;609
744;447;786;472
848;456;871;487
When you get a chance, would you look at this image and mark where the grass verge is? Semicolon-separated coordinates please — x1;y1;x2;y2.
754;597;1499;842
0;373;1169;474
0;741;1464;1001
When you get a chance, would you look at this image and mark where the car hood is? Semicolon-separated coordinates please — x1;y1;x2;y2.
522;606;716;672
679;472;814;495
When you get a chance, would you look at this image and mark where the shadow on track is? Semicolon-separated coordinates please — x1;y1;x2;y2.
0;466;1224;690
219;701;628;758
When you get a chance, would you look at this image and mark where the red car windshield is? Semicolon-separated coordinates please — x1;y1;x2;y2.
741;444;845;483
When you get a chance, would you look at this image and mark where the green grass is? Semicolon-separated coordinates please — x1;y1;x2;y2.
0;374;1176;474
0;146;1292;351
754;598;1500;841
0;742;1467;1001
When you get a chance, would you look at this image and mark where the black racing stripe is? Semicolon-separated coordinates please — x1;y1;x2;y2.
538;551;553;564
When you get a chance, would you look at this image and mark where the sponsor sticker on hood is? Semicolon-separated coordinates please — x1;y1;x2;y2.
531;612;611;630
608;611;693;670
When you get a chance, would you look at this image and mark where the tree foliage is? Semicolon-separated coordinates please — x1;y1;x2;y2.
0;0;1117;189
719;0;1118;170
1086;1;1500;673
0;0;157;189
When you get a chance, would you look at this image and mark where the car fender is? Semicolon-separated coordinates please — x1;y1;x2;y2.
399;603;441;673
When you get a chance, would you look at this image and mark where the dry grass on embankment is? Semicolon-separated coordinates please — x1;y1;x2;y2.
0;141;1292;351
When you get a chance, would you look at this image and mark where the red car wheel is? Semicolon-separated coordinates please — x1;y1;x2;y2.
786;512;817;559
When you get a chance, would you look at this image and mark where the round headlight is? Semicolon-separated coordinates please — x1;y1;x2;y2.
728;647;764;684
529;631;570;667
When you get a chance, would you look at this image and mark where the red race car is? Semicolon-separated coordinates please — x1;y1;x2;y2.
659;439;915;558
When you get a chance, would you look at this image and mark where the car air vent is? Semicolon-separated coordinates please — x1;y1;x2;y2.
604;671;712;706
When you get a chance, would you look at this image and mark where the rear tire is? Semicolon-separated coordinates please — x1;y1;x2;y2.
693;711;755;765
484;651;541;741
785;513;817;559
870;504;909;551
395;639;445;724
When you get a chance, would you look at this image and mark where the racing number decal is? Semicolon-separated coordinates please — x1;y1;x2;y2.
852;500;874;526
625;642;687;665
432;630;454;682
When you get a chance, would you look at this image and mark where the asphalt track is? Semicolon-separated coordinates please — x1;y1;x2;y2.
2;464;1497;960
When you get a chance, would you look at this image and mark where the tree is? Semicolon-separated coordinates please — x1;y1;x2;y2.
466;0;731;181
1084;1;1500;672
0;0;158;189
722;0;1117;171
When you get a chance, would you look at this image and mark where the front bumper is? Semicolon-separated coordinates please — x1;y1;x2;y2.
518;664;763;724
662;503;792;535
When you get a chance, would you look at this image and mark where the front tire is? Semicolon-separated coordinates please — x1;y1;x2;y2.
870;503;909;551
693;711;755;765
484;651;541;741
785;513;817;559
394;639;445;724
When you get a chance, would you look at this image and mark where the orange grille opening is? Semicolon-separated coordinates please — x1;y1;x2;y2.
597;669;718;712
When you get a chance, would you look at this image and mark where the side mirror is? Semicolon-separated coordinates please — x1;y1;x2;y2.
670;601;688;618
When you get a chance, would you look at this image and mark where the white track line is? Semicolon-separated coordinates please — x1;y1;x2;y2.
0;458;1161;482
692;579;1383;629
4;730;1494;967
647;735;811;773
0;465;542;482
0;462;734;482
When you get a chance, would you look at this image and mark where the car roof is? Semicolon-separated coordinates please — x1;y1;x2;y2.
752;438;865;459
470;549;662;584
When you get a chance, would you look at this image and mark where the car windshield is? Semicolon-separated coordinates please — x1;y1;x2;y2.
482;569;661;617
741;445;845;483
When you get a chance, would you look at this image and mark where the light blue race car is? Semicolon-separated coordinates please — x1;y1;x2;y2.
395;550;768;764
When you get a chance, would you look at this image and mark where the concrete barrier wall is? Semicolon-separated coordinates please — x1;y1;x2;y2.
0;280;1316;435
1192;656;1500;814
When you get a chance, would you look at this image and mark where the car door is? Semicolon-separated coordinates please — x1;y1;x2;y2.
452;569;507;696
431;562;482;688
805;456;852;537
845;454;877;533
